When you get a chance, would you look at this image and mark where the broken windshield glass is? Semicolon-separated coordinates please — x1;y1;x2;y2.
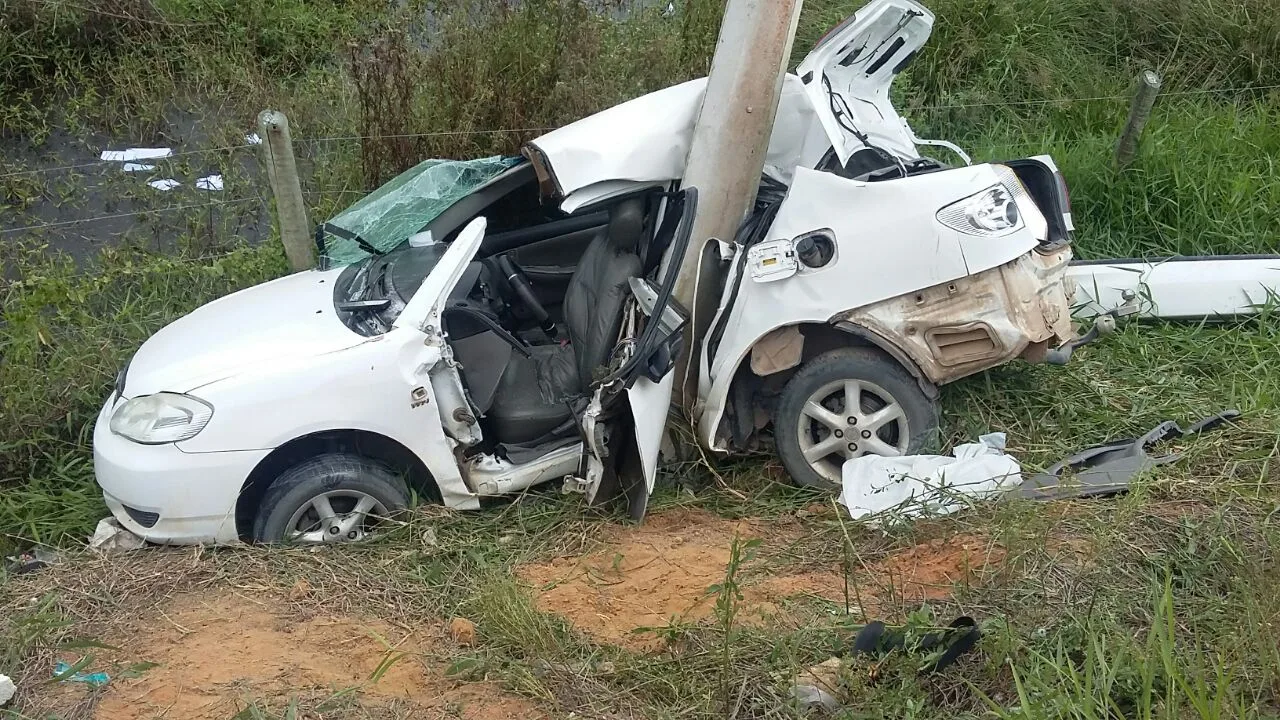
321;155;523;266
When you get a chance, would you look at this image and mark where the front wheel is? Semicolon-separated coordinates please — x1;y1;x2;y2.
252;453;411;544
774;348;939;490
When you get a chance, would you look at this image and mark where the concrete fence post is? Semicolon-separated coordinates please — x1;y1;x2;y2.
1116;70;1162;169
257;110;314;271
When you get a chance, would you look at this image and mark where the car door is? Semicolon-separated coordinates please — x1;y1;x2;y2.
794;0;934;167
395;217;487;333
395;217;489;446
577;189;697;521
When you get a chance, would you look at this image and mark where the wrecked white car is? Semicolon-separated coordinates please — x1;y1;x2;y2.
93;0;1079;544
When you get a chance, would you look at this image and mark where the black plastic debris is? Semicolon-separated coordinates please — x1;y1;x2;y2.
1021;410;1241;501
849;616;981;674
5;548;60;575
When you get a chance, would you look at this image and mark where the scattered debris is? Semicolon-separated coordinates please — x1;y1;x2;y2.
245;132;263;145
287;578;311;600
449;617;478;647
790;657;845;712
1021;411;1241;501
100;148;172;162
5;548;60;575
795;502;832;520
0;674;14;706
839;433;1021;521
88;518;146;552
53;661;111;688
195;174;224;191
147;179;181;192
850;616;981;674
121;163;155;172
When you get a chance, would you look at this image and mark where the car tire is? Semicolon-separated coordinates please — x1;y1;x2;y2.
774;347;939;491
252;453;411;544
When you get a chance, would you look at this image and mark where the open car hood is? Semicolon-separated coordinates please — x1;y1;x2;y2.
524;0;932;203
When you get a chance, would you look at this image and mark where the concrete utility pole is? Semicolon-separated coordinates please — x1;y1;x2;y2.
1116;70;1162;169
671;0;805;412
258;110;315;271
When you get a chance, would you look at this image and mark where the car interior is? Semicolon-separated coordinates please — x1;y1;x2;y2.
330;162;685;460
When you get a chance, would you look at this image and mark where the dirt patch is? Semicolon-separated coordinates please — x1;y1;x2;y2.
863;534;1007;604
519;512;1010;650
518;508;845;649
38;592;543;720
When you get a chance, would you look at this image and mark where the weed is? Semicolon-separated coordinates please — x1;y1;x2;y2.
709;534;762;715
347;27;420;188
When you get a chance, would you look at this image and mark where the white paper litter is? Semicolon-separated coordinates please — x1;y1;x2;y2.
838;433;1022;522
100;148;172;162
0;674;14;706
245;132;263;145
195;174;224;191
148;178;181;191
88;517;146;552
121;162;155;172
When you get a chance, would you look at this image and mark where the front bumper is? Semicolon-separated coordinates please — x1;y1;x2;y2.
93;399;270;545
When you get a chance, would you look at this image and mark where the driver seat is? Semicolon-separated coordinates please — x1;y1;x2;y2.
484;199;645;445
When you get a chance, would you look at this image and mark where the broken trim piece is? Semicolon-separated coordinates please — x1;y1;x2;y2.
1021;410;1241;501
1067;256;1280;320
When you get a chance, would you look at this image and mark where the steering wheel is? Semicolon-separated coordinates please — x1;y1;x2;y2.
496;255;557;337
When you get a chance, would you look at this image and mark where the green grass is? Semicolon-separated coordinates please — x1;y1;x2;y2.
2;0;1280;717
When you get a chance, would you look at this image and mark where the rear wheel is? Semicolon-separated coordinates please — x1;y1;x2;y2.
252;453;410;544
774;348;938;490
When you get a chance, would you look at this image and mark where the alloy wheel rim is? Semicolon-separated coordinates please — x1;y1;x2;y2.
796;378;910;487
284;490;389;544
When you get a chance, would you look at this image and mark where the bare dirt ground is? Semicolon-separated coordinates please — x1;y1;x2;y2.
6;506;1026;718
517;508;1008;650
27;591;544;720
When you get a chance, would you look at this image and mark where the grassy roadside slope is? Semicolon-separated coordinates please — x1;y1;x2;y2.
1;1;1279;715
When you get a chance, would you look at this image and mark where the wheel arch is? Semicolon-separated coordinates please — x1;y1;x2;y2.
235;429;439;542
830;321;940;400
716;321;938;450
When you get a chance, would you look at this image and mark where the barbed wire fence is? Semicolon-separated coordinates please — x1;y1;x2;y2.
1;82;1277;250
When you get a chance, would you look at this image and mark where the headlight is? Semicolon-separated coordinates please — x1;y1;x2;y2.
937;185;1023;236
109;392;214;444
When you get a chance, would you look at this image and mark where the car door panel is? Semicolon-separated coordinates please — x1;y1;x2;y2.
578;189;696;521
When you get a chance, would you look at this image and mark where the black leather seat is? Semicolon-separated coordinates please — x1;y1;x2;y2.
485;199;645;444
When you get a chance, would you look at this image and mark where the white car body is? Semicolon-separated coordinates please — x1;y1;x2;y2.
94;0;1080;544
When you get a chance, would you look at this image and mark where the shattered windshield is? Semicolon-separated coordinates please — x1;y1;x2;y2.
321;155;523;266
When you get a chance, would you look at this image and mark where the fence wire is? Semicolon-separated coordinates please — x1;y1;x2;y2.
3;82;1279;235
